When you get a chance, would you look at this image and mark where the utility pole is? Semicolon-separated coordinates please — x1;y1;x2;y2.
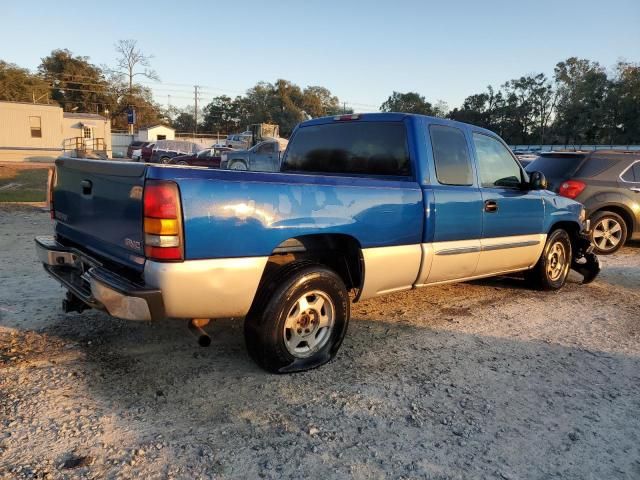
194;85;199;136
343;102;347;114
167;94;171;109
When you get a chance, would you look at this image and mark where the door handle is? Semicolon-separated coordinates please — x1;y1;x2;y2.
484;200;498;213
80;179;92;195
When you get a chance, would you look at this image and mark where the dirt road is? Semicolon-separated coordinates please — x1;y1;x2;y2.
1;204;639;479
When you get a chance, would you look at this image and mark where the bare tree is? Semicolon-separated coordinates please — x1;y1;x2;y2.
114;39;159;96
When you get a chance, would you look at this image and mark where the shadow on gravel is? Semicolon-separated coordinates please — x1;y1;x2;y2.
26;307;640;479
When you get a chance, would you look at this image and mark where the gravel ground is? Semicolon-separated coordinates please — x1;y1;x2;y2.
1;204;639;479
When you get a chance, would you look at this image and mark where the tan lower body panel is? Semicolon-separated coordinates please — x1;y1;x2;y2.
144;257;269;318
359;244;423;300
362;234;547;295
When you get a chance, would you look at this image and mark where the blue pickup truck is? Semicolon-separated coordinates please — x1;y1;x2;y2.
36;113;599;373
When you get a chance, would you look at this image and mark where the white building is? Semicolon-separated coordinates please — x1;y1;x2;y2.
0;101;111;162
136;125;175;142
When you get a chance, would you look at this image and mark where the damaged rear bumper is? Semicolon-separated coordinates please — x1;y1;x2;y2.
35;236;165;321
571;230;600;284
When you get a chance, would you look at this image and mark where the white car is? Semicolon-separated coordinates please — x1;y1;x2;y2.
225;132;252;149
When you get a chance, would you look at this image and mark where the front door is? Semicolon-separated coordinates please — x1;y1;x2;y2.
422;124;483;284
471;132;545;275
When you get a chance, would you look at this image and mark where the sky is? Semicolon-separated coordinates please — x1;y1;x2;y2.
1;0;639;111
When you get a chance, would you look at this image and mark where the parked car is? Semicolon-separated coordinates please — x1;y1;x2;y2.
219;140;286;171
150;140;202;164
139;142;155;162
526;150;640;254
169;147;233;168
225;132;252;149
36;113;599;373
130;142;151;161
126;141;148;159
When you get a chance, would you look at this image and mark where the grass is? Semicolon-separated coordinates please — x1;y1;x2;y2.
0;165;51;202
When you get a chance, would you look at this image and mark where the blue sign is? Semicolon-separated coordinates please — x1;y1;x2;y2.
127;108;136;125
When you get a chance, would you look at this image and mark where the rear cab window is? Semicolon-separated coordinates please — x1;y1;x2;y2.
281;121;411;178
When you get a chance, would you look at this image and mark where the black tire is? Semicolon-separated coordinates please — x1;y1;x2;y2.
526;229;572;290
160;156;171;164
589;211;627;255
244;264;350;373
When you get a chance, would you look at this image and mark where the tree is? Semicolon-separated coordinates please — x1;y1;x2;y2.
113;39;159;96
38;49;111;112
201;95;244;133
380;91;435;115
553;57;609;144
0;61;50;103
606;61;640;144
302;86;341;117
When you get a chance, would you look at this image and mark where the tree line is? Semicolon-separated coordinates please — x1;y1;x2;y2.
382;58;640;145
1;46;638;143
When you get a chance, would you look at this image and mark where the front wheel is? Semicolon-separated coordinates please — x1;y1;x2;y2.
526;229;572;290
244;265;350;373
160;156;171;164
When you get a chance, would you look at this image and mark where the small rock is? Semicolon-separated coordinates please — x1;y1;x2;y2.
308;427;320;436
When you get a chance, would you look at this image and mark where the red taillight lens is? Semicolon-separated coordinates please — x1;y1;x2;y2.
143;181;183;261
144;182;179;218
558;180;586;199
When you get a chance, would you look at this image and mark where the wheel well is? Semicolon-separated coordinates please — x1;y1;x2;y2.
258;234;363;293
549;221;582;252
591;205;634;232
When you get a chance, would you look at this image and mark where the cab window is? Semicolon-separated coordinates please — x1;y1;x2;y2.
473;133;523;188
429;125;473;186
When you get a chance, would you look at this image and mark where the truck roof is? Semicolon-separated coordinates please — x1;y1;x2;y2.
298;112;498;137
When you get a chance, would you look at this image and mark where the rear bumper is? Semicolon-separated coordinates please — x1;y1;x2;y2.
36;236;268;321
35;236;164;321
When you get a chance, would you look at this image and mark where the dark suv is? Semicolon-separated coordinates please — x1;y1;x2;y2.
526;151;640;254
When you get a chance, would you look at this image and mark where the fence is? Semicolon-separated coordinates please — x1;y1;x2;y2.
511;144;640;152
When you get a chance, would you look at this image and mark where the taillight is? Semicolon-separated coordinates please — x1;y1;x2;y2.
47;168;56;220
143;180;183;261
558;180;586;199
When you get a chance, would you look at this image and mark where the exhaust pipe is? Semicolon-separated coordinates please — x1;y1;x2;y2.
188;319;211;347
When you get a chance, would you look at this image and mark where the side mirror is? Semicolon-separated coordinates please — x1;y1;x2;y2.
529;171;548;190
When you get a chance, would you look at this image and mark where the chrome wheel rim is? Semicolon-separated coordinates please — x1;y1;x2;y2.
547;241;567;281
161;157;171;164
230;162;247;171
283;290;334;358
592;218;623;251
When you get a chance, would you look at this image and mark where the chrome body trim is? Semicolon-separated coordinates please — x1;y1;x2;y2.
480;240;540;252
143;257;269;318
435;246;482;255
359;245;422;300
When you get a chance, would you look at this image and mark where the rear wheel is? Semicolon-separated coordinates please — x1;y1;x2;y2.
160;156;171;164
590;211;627;255
177;160;188;165
244;264;349;373
526;229;572;290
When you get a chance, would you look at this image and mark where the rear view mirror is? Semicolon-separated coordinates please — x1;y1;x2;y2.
529;171;548;190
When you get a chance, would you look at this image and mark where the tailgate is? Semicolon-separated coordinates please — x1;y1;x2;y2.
53;158;147;272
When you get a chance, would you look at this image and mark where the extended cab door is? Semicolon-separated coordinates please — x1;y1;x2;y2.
471;132;545;275
419;124;483;284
